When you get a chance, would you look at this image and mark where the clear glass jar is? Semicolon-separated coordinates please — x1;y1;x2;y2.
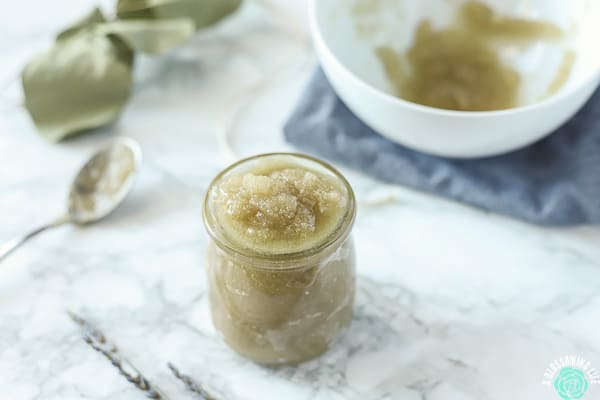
202;153;356;365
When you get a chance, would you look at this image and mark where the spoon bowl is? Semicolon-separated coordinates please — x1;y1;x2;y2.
68;138;142;224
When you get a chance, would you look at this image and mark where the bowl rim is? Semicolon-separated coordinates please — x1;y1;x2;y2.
309;0;600;118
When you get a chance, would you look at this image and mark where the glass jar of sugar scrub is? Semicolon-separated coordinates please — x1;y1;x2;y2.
202;153;356;365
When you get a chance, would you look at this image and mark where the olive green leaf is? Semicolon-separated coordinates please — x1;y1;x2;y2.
116;0;242;30
57;8;106;41
97;18;195;54
22;31;134;141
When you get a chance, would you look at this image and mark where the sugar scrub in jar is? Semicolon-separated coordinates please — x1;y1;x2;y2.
202;153;356;365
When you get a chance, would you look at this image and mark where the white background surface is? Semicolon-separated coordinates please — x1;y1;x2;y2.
1;1;599;399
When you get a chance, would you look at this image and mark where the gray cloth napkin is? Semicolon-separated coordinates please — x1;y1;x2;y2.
284;68;600;225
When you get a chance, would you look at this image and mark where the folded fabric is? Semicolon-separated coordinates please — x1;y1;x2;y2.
284;68;600;225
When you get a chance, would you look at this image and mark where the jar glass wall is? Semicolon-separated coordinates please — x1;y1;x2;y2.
203;153;356;365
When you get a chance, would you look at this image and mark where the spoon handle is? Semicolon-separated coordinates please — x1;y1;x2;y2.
0;215;70;262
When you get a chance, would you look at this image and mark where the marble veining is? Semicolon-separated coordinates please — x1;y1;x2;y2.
1;1;599;399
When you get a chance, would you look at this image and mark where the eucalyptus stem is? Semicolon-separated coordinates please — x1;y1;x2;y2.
167;363;216;400
68;312;170;399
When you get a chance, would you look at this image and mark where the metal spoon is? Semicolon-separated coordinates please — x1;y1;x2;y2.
0;138;142;262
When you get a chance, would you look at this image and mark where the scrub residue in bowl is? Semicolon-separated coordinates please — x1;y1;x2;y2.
360;1;573;111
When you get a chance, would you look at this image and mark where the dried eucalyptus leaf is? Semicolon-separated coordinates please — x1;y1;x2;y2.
22;32;134;141
116;0;158;20
98;19;195;54
57;8;106;41
116;0;242;30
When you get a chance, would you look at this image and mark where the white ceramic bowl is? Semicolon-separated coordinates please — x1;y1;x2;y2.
310;0;600;158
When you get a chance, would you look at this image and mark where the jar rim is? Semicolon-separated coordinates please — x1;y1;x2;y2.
202;152;356;267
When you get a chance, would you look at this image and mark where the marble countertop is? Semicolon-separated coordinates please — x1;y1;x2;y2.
1;1;599;399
